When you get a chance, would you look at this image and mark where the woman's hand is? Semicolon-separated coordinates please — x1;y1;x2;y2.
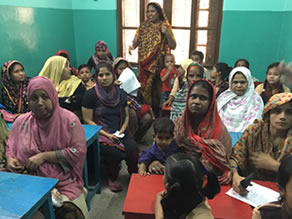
114;80;122;86
128;45;134;55
232;172;249;195
148;161;165;174
161;24;169;34
25;153;46;170
6;156;23;173
162;96;174;107
249;152;280;171
107;133;120;143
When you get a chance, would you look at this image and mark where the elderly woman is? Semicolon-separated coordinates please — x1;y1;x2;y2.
217;66;264;132
129;2;176;108
1;60;30;114
230;92;292;195
82;61;139;192
5;76;88;218
87;40;114;71
150;80;232;184
39;56;85;118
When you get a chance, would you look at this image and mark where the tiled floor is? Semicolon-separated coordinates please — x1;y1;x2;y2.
88;126;153;219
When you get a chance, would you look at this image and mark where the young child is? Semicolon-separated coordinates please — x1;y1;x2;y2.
155;153;220;219
138;117;180;175
160;54;178;112
78;64;95;90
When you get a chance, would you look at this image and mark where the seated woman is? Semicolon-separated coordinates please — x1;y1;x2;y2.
0;114;8;169
256;62;290;104
1;60;30;114
113;57;153;142
87;40;114;71
5;76;88;219
210;62;231;98
230;92;292;195
82;61;139;192
170;62;204;120
155;153;220;219
252;155;292;219
162;59;193;107
39;56;86;119
217;66;264;132
173;79;232;184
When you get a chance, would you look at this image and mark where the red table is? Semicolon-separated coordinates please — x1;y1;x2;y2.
123;174;278;219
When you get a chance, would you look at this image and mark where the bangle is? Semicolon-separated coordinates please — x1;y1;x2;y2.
231;166;239;171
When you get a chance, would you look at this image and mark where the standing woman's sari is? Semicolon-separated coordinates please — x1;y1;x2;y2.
174;80;232;184
136;3;175;105
1;60;29;114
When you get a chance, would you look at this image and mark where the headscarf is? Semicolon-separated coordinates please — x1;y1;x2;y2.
1;60;29;113
5;76;86;200
92;40;114;67
217;67;264;132
39;56;81;97
174;79;232;184
56;49;70;60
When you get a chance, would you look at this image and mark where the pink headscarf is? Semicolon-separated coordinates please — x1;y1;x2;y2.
5;76;86;200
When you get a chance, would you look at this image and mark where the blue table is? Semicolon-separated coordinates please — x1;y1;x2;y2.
7;123;102;210
82;124;102;210
0;171;58;219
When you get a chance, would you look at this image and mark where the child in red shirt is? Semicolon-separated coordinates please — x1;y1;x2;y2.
160;54;177;115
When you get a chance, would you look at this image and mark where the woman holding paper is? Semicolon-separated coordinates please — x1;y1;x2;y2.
82;61;139;192
230;92;292;195
113;57;154;142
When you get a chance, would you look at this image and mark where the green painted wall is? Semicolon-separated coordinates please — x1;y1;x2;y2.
73;9;117;68
0;5;76;77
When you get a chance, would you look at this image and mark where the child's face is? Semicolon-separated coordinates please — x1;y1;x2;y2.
116;61;128;76
164;55;175;69
191;54;202;64
154;132;174;150
210;66;218;79
79;67;92;83
267;66;281;85
95;48;107;59
177;66;185;77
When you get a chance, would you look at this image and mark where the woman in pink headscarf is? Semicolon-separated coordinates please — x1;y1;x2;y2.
87;40;114;72
5;76;88;218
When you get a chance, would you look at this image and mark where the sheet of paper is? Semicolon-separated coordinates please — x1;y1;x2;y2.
118;67;141;96
226;182;280;207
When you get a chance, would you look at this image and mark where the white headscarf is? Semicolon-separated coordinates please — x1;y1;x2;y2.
217;67;264;132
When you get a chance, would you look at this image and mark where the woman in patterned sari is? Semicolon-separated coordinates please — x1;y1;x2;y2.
1;60;30;114
129;2;176;109
231;92;292;195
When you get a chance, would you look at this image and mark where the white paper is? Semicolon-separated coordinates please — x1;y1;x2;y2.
118;67;141;96
226;182;280;207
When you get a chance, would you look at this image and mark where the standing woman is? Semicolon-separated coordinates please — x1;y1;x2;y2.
82;61;139;192
39;56;85;118
129;2;176;109
1;60;30;114
217;67;264;132
87;40;114;71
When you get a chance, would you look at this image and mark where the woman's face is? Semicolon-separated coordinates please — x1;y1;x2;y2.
269;102;292;131
188;85;211;117
187;66;202;85
10;64;25;83
29;89;53;119
177;66;185;77
116;61;128;76
231;73;248;96
95;47;107;59
267;66;281;85
61;61;71;81
146;5;160;23
97;66;114;88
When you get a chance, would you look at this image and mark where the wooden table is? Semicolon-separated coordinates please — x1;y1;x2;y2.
0;171;58;219
123;174;278;219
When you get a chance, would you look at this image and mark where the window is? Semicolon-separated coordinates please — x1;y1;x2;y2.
117;0;223;67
